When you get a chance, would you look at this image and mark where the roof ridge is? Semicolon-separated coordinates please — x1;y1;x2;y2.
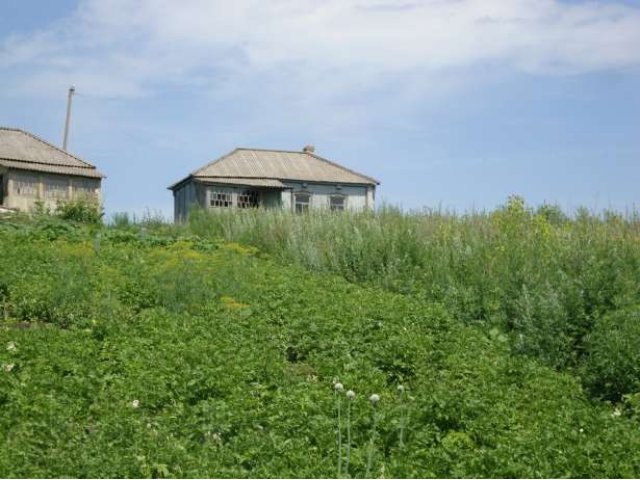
235;147;309;154
197;175;277;179
0;127;96;169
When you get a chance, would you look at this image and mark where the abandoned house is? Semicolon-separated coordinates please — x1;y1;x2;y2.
0;127;104;212
169;146;379;222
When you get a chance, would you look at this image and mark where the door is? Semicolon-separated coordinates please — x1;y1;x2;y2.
0;175;4;206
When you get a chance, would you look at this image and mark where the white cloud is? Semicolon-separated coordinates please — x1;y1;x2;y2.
1;0;639;100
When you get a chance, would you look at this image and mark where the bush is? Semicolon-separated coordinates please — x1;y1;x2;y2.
55;198;103;224
583;306;640;401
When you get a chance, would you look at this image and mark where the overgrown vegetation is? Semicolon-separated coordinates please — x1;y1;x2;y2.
187;197;640;402
33;197;104;224
0;200;639;477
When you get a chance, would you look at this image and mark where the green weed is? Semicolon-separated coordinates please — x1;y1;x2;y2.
0;205;640;477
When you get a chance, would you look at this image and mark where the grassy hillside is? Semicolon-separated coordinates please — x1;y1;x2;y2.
186;198;640;401
1;213;639;477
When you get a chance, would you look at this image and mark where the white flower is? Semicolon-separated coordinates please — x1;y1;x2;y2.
6;342;16;352
346;390;356;400
612;408;622;418
579;428;584;433
2;363;15;372
397;385;405;393
369;393;380;404
334;382;344;392
131;399;140;408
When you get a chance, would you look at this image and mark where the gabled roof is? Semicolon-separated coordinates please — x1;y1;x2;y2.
169;147;379;190
0;127;104;179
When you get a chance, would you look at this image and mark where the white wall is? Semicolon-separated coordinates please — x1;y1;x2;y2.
3;170;101;212
282;182;372;211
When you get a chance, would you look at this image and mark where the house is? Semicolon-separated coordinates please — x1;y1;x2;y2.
169;145;379;222
0;127;104;212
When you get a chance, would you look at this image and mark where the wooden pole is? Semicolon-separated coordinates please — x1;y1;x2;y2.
62;86;75;151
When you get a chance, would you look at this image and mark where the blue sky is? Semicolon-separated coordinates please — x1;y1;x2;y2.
1;0;639;218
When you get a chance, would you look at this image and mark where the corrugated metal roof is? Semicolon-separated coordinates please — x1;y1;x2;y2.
0;158;104;178
170;147;378;190
196;177;286;188
0;127;105;178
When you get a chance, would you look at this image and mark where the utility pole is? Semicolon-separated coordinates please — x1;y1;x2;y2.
62;86;75;151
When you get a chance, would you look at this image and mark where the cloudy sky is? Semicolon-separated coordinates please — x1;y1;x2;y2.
1;0;639;217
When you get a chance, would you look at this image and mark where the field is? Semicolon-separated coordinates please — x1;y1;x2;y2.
1;198;640;477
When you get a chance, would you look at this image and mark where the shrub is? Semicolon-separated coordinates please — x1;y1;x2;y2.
582;306;640;401
55;198;103;224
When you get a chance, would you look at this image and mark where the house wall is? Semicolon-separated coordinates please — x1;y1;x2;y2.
173;179;198;223
0;166;7;206
2;169;101;212
280;189;292;210
281;182;373;212
203;185;282;210
173;180;376;222
262;190;282;208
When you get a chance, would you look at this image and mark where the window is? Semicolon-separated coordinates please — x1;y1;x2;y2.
44;177;69;200
13;173;39;197
330;195;345;211
295;193;311;213
238;189;259;208
73;178;98;199
210;190;232;208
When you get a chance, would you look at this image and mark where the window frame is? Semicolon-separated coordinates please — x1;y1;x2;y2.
329;194;346;211
294;192;311;213
237;189;260;209
209;189;233;208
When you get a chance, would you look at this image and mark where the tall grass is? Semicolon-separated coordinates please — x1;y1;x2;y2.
187;197;640;400
4;215;640;477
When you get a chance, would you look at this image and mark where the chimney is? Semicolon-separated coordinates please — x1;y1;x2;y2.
302;144;315;154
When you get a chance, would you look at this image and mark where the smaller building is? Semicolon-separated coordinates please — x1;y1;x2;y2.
0;127;104;212
169;145;380;222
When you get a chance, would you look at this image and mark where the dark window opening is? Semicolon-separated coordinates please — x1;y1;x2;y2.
238;189;259;208
0;175;4;205
330;195;345;211
295;193;311;213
